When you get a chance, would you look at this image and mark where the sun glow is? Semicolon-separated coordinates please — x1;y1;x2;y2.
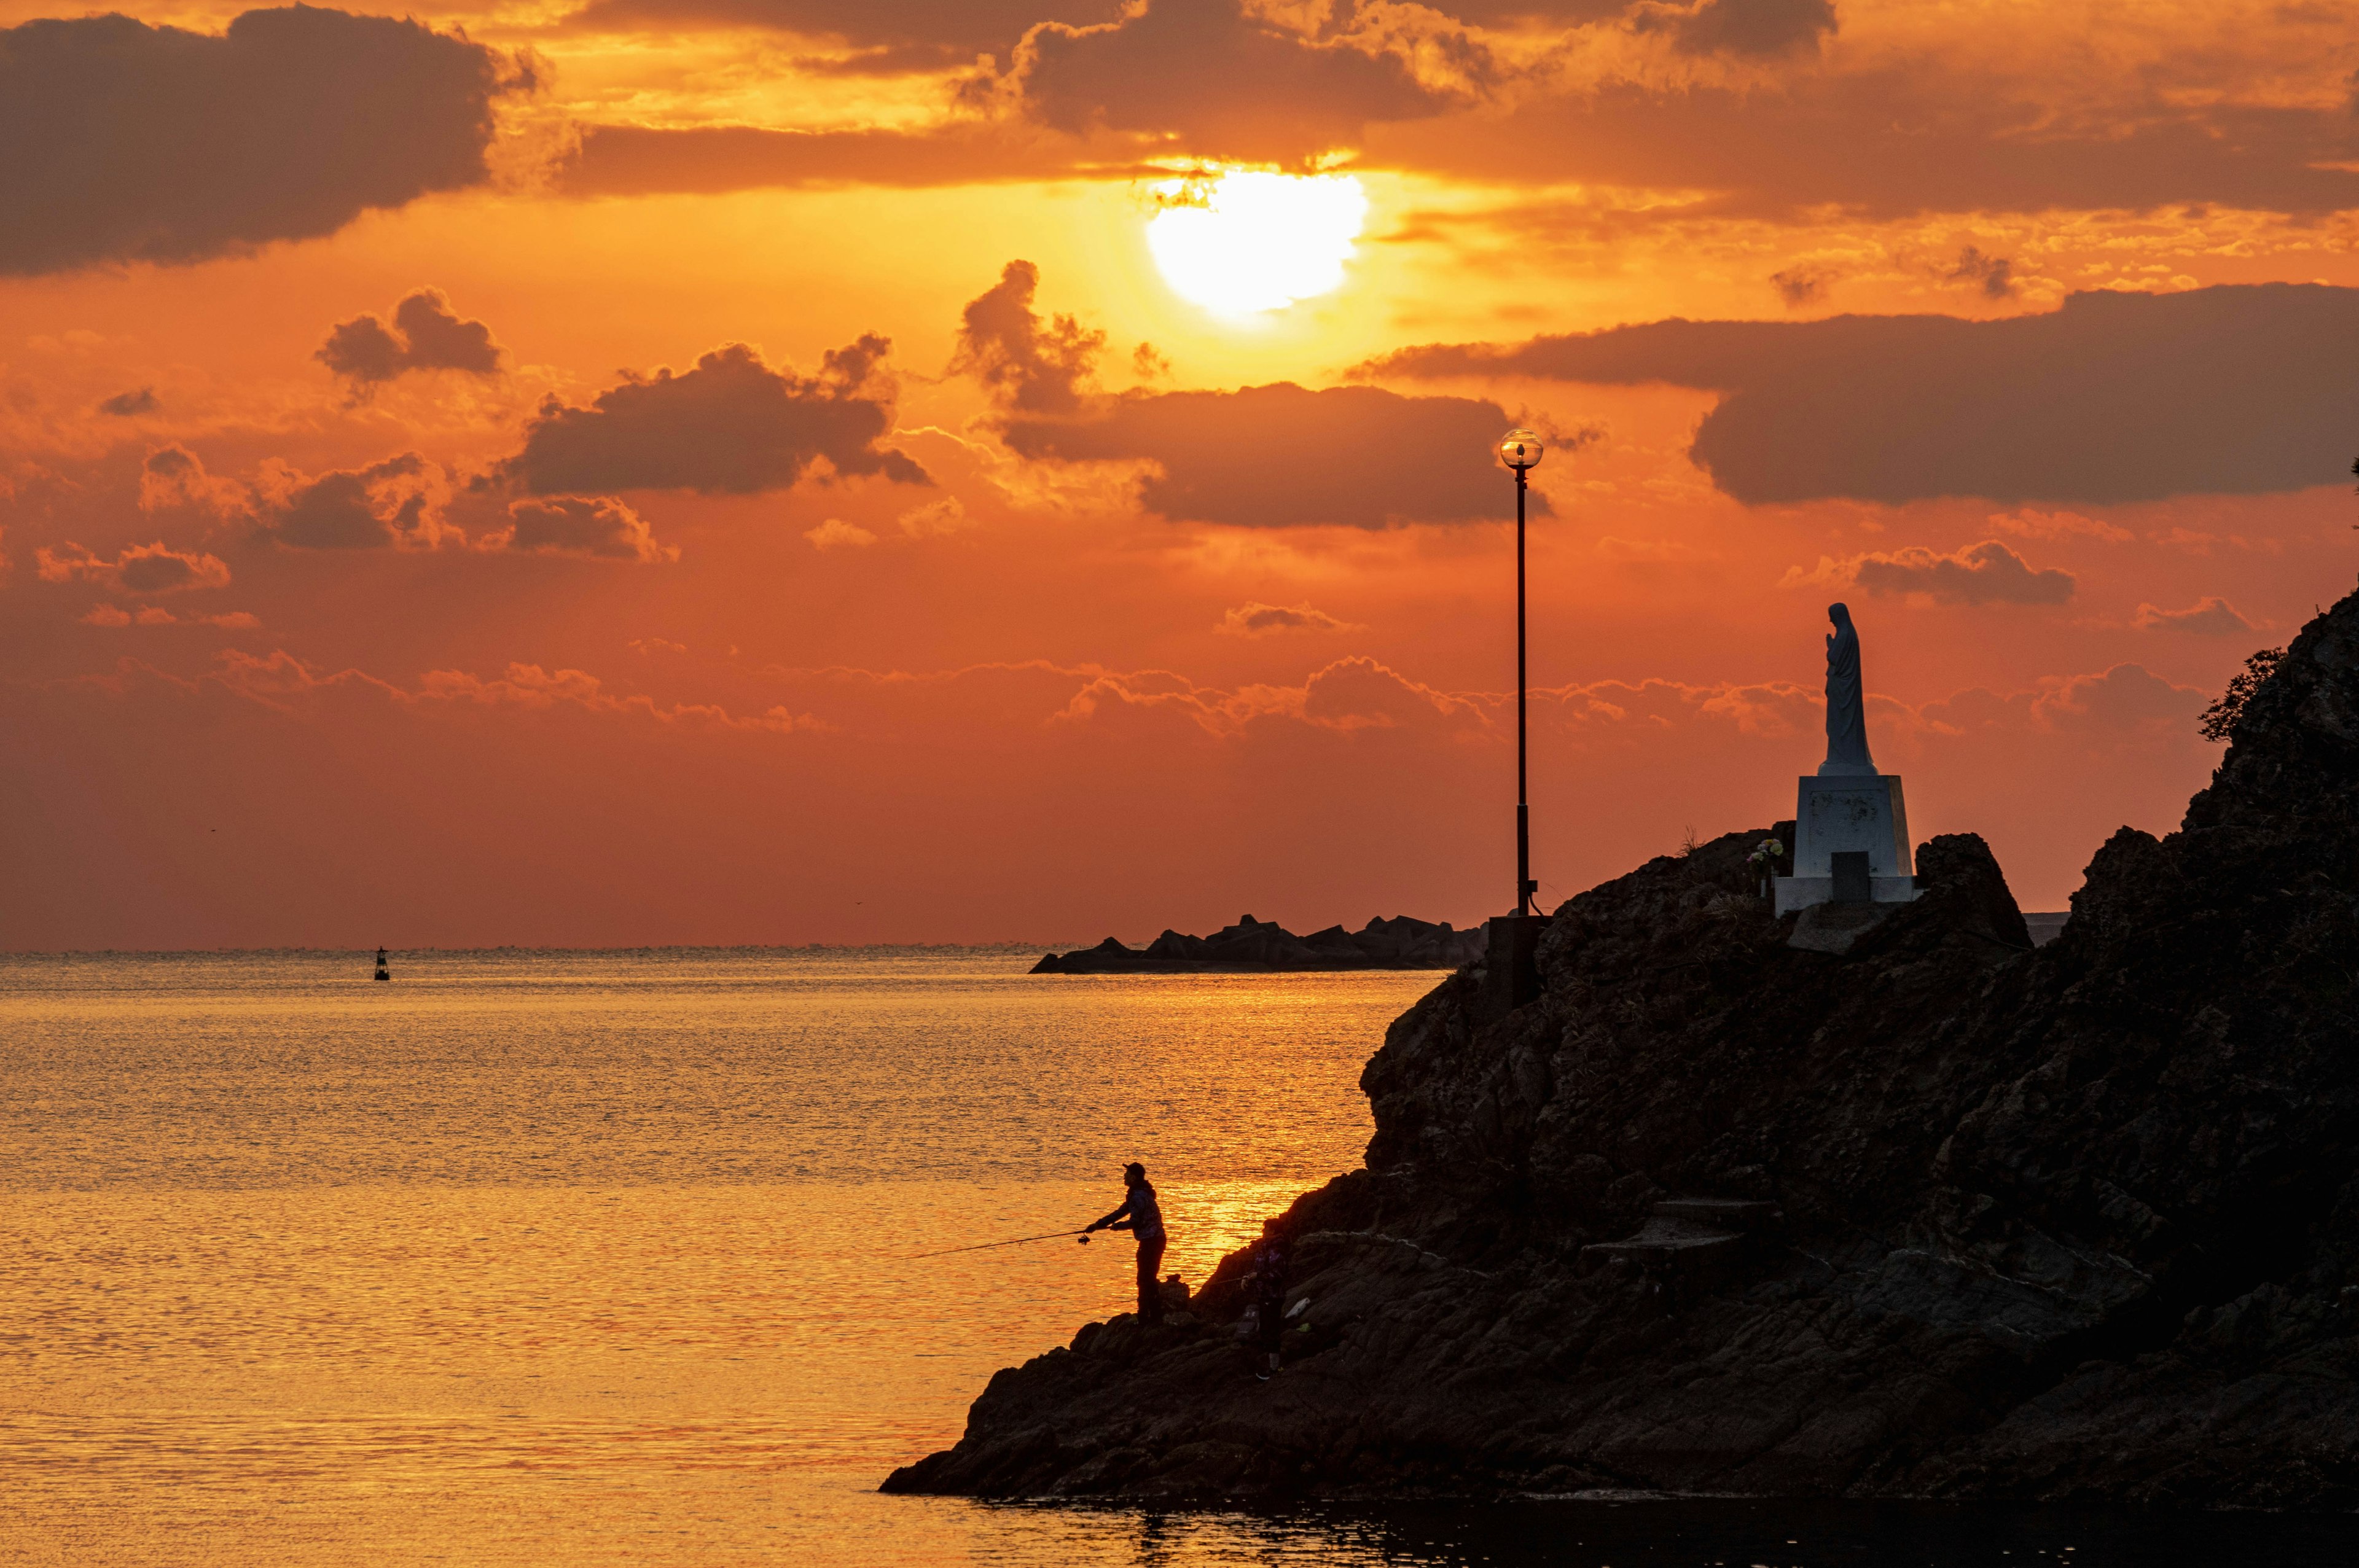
1146;170;1369;316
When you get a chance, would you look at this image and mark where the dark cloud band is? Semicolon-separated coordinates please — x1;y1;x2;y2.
0;7;533;276
1367;284;2359;505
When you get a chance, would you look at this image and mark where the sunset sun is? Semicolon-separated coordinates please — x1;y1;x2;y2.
1146;170;1368;316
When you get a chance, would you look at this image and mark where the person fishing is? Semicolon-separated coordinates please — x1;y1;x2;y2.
1245;1228;1289;1379
1082;1161;1168;1321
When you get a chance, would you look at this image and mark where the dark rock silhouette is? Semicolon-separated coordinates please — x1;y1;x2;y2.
1031;914;1484;973
888;586;2359;1508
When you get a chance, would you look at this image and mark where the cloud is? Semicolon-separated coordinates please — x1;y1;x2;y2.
501;496;676;562
1365;285;2359;505
1989;508;2130;544
139;445;248;517
317;288;503;388
1017;0;1453;162
260;453;448;550
97;388;157;416
37;540;232;593
896;496;973;537
485;339;928;496
1299;655;1482;732
951;260;1104;416
1637;0;1837;57
2134;596;2255;635
2023;663;2207;733
0;7;534;275
1770;264;1834;308
1360;68;2359;222
557;0;1124;68
79;603;259;628
1783;540;2074;606
1050;653;1482;738
1946;244;2016;300
1000;382;1543;528
1216;601;1356;636
805;518;876;549
416;662;809;733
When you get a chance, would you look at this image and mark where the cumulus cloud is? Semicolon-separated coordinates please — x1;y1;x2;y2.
1637;0;1837;57
1000;382;1544;528
485;339;928;496
98;388;157;416
1052;653;1482;738
2022;663;2207;734
1017;0;1453;162
805;518;877;549
417;662;810;733
259;453;449;550
1366;285;2359;505
501;496;676;562
1216;601;1356;636
79;603;258;628
37;540;232;593
139;445;248;517
317;288;503;389
0;7;534;275
951;260;1103;416
1784;540;2074;606
2134;596;2255;635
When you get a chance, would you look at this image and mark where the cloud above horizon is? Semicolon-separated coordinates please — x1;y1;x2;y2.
37;540;233;594
485;339;929;496
1015;0;1452;163
1784;540;2075;606
0;7;533;275
998;382;1542;528
1366;284;2359;505
318;289;503;389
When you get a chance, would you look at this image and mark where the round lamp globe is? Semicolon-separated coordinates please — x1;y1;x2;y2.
1496;428;1544;471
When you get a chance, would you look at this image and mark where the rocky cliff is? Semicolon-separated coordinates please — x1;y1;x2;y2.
889;588;2359;1508
1032;913;1485;973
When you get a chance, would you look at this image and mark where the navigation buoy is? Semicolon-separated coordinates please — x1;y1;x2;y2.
374;945;390;982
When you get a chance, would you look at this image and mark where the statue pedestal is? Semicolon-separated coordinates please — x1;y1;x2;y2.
1773;774;1920;915
1479;914;1551;1022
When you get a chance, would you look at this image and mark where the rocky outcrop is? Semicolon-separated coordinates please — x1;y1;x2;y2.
892;587;2359;1509
1031;914;1485;973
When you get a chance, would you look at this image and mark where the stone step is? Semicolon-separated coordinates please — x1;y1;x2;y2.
1651;1198;1782;1233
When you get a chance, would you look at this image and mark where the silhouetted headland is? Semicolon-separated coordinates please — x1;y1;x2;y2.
1031;914;1484;974
889;585;2359;1508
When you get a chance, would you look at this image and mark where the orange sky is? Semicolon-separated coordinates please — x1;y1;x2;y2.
4;0;2357;948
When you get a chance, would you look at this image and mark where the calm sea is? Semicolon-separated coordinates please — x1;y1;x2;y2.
2;950;2348;1566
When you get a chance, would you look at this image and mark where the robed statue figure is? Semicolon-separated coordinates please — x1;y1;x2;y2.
1818;602;1877;777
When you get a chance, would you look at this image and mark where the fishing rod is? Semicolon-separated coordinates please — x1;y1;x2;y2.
906;1229;1094;1260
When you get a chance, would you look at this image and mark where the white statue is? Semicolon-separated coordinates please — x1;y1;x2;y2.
1819;602;1877;777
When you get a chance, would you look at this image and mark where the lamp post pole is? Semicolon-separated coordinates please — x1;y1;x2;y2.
1515;462;1530;919
1486;427;1546;1019
1496;428;1543;919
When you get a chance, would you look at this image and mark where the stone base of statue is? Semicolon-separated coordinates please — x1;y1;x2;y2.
1480;913;1551;1022
1773;773;1921;915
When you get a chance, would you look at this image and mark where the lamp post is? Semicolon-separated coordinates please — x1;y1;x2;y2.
1496;427;1544;918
